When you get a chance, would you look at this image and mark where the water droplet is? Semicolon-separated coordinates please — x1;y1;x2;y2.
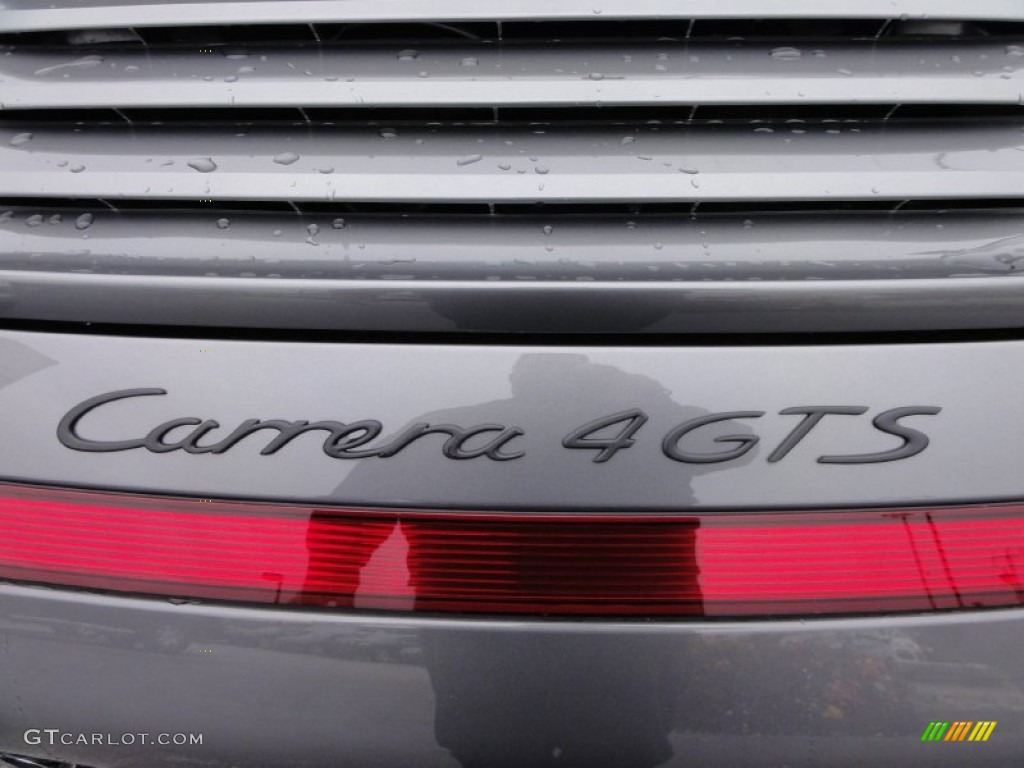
754;126;774;133
26;214;43;227
587;72;605;80
224;74;239;83
770;47;802;61
378;127;398;139
542;225;554;235
621;136;636;145
654;242;663;250
70;164;85;173
216;218;231;229
74;213;94;230
272;229;283;237
460;57;479;67
1007;45;1024;57
498;163;512;171
332;218;346;229
307;223;320;237
626;221;637;230
397;49;419;61
9;132;32;147
0;211;12;223
837;68;853;76
273;151;300;165
48;213;62;225
417;71;429;78
187;157;218;173
742;219;754;229
535;166;550;174
679;167;699;174
457;154;483;166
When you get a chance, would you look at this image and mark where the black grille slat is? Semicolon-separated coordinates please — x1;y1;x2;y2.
4;17;1024;48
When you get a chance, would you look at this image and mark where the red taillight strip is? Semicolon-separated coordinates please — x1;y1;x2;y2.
1;483;1023;617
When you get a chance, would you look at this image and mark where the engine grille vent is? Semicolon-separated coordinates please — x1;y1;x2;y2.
2;3;1023;334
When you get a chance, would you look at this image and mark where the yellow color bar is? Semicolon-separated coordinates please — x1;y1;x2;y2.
965;721;997;742
979;721;997;742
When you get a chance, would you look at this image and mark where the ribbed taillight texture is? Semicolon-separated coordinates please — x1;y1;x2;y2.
0;483;1022;617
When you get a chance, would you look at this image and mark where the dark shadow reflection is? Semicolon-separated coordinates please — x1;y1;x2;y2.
301;354;757;767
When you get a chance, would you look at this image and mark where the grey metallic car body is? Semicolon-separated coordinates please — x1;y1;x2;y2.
3;2;1024;766
0;335;1023;766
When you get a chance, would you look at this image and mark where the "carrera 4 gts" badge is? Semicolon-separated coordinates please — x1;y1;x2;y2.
57;389;941;465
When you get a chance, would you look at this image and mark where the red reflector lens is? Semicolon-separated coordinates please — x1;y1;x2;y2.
1;483;1023;617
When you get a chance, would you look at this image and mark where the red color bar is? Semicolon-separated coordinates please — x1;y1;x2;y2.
1;483;1023;616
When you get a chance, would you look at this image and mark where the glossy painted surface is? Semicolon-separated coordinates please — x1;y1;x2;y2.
3;206;1024;333
5;40;1024;109
3;5;1024;765
2;583;1024;767
0;327;1022;767
5;121;1024;202
0;329;1019;509
4;15;1024;337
